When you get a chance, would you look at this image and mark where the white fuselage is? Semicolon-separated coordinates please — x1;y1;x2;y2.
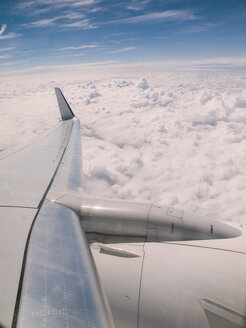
91;227;246;328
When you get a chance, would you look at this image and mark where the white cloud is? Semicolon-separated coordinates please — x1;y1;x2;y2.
61;20;97;29
0;60;119;76
0;24;7;35
126;0;151;11
0;55;10;59
26;15;96;29
17;0;101;11
181;23;216;34
55;52;86;58
108;47;136;54
0;61;18;66
0;71;245;224
0;32;22;40
26;17;60;27
64;13;85;20
16;1;36;10
71;0;101;7
0;47;15;51
1;58;246;79
60;45;98;50
88;6;104;13
116;10;199;24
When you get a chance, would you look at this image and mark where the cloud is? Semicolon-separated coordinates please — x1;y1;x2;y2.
61;20;97;29
108;47;136;54
181;23;216;34
60;45;98;50
26;17;60;27
0;61;18;66
126;0;151;11
88;6;104;13
116;10;199;24
55;52;86;58
0;60;119;76
0;47;15;51
0;24;7;35
16;0;101;11
64;13;85;20
0;32;22;40
16;1;36;10
26;15;96;29
71;0;101;7
0;55;10;59
1;58;246;79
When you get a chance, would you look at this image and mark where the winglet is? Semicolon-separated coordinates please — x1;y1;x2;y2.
55;88;75;121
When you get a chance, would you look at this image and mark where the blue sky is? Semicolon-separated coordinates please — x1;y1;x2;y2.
0;0;246;76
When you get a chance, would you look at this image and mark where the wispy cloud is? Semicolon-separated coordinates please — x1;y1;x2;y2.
2;58;246;78
88;6;104;13
17;0;101;11
108;47;136;54
0;24;7;35
25;14;96;30
0;33;22;40
25;17;60;27
16;1;36;10
0;55;10;59
0;47;15;51
64;13;85;19
71;0;101;7
0;61;18;66
60;44;98;50
116;10;199;24
0;60;119;76
126;0;150;11
181;23;216;34
61;20;97;29
55;52;86;58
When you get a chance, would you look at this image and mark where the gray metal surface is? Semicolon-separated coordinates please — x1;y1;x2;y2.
138;241;246;328
0;207;37;328
148;205;241;241
52;192;241;242
51;119;82;191
201;298;246;327
91;242;144;328
17;202;114;328
55;88;75;121
0;121;73;208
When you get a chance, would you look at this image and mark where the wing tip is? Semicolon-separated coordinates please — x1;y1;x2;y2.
55;88;75;121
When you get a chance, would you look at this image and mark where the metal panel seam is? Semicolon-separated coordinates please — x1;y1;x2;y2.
164;242;246;255
137;204;152;328
137;243;146;328
0;206;37;209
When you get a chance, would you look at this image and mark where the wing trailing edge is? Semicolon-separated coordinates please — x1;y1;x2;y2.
55;87;75;121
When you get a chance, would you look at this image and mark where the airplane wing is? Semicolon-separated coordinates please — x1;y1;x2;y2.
0;88;114;328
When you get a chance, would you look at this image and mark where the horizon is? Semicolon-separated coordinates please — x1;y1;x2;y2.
0;0;246;78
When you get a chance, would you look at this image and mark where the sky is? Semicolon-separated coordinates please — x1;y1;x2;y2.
0;0;246;77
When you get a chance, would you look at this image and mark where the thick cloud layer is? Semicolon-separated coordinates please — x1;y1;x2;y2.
0;71;245;224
